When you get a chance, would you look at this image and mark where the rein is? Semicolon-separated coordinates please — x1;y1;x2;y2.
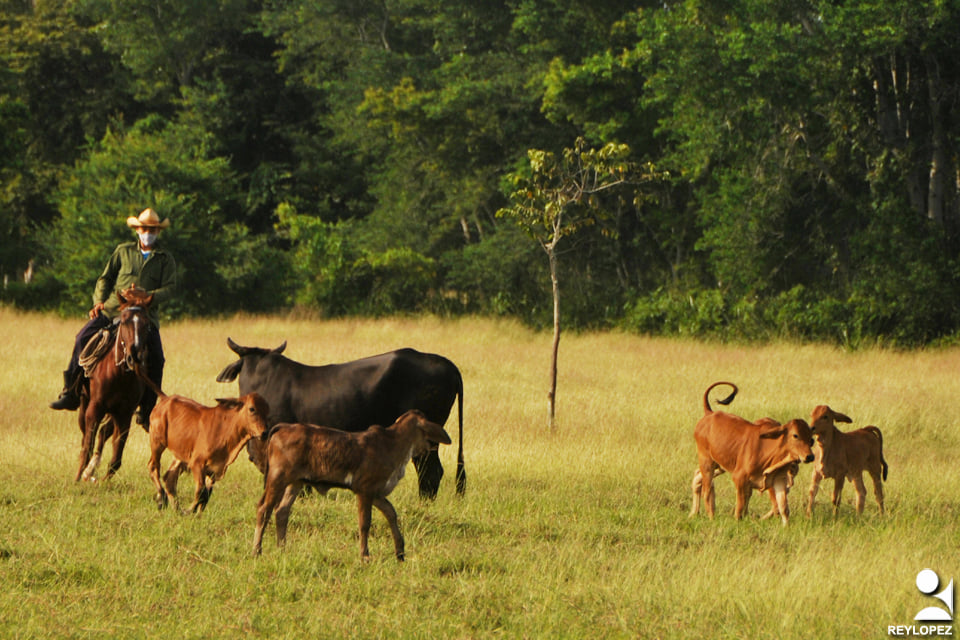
114;306;146;371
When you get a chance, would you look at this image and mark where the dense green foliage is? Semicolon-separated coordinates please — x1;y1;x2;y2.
3;0;960;345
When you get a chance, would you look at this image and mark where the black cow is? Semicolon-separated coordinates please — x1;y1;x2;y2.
216;339;464;498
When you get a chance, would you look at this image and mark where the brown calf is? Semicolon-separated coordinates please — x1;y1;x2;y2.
691;382;815;525
806;405;888;516
148;392;270;513
253;409;452;561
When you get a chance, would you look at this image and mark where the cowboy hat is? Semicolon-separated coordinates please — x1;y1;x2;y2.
126;208;170;229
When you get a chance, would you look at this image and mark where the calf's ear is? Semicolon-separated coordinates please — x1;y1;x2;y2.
830;409;853;424
758;426;786;439
422;421;452;445
215;397;243;410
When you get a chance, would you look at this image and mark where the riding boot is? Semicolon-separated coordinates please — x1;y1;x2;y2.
49;369;81;411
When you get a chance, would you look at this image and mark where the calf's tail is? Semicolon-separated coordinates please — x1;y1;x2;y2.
864;426;888;481
702;381;738;414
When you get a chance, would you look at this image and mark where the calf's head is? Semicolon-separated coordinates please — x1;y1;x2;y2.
216;392;270;439
759;418;815;464
808;405;852;442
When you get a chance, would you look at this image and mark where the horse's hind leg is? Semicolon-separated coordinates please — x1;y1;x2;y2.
104;417;132;479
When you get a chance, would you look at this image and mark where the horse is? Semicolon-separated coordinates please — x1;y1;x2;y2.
75;289;155;482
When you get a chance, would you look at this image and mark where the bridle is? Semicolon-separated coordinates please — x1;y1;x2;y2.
114;305;150;372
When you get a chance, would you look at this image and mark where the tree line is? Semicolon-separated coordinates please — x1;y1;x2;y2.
3;0;959;347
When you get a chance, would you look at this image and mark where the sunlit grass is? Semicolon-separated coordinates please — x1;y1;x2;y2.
1;308;958;638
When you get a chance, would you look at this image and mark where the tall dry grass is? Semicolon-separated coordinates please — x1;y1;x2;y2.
1;308;958;639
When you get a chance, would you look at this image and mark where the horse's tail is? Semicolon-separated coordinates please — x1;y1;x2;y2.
133;363;165;399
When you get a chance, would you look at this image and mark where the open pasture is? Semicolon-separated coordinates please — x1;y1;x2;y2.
1;309;958;639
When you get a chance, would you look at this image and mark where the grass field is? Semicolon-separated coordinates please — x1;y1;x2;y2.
1;308;958;639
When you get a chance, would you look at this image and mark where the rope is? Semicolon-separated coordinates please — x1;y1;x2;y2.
78;327;115;376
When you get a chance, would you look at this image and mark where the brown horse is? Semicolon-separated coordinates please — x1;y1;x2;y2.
76;289;155;482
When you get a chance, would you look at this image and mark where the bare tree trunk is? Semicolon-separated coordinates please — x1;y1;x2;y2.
926;55;946;227
547;247;560;430
874;55;926;218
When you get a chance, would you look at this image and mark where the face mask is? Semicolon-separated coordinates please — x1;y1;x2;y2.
138;230;158;247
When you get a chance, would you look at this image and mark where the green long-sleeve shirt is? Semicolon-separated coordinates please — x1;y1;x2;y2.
92;241;177;326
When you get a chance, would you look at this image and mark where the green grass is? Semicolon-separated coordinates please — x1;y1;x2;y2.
1;309;958;638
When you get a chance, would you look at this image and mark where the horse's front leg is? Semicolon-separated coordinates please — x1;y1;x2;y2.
77;403;105;482
88;416;116;479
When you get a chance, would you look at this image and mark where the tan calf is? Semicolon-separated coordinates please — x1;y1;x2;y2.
806;405;888;516
691;417;801;525
691;382;815;525
148;392;270;513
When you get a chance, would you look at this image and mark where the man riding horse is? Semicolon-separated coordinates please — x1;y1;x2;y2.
50;208;177;427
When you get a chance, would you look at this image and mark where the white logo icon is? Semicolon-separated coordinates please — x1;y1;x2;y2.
915;569;954;622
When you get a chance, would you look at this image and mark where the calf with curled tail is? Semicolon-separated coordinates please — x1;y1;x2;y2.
806;405;888;516
253;410;452;561
691;382;815;525
692;417;802;525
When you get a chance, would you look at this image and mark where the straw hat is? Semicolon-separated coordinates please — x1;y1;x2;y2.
126;208;170;229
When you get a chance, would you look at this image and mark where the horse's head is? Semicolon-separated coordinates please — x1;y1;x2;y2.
116;290;154;371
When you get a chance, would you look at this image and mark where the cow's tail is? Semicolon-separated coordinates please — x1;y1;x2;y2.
864;426;888;481
703;381;737;414
455;368;466;495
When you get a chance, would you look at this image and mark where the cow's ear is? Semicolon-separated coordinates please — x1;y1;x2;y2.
215;397;243;410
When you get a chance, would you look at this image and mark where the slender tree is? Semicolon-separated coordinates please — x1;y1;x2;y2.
499;137;658;428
